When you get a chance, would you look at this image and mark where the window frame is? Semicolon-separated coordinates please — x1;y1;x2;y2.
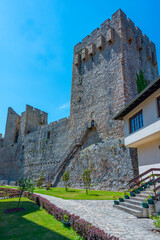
157;96;160;118
129;109;144;134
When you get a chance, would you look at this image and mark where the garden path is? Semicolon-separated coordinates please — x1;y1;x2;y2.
37;193;160;240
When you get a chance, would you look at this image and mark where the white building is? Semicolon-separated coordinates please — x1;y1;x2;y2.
114;76;160;174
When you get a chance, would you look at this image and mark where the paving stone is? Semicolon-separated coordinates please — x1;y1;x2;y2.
37;194;160;240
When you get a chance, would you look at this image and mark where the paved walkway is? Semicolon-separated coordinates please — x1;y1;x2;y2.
37;194;160;240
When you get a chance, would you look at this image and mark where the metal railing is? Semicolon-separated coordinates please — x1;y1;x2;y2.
128;168;160;199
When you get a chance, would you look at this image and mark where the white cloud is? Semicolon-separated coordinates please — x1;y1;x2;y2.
59;102;70;110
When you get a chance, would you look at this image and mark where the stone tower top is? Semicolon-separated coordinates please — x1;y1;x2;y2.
73;9;157;69
70;9;159;139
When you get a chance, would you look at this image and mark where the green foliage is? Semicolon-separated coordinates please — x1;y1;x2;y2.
46;182;51;190
148;194;152;199
17;178;35;208
63;214;69;222
123;190;129;196
129;188;135;192
113;195;118;200
62;171;70;191
82;169;92;195
150;215;160;229
37;171;46;188
136;70;147;93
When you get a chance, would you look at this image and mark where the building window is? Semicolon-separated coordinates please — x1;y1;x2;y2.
157;96;160;117
129;110;143;133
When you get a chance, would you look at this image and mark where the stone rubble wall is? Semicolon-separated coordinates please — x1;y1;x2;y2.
57;137;138;190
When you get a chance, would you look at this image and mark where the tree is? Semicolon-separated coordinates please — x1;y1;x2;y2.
62;171;70;191
37;171;45;188
82;169;92;195
136;70;147;94
17;178;35;208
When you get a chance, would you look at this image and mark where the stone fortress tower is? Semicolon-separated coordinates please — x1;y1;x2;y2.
0;9;159;189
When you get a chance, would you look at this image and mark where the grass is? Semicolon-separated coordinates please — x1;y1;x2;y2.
35;187;123;200
0;186;123;200
0;197;83;240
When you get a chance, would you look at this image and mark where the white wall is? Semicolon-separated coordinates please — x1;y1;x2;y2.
124;88;160;138
138;137;160;174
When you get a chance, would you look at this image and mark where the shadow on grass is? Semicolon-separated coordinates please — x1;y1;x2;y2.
0;199;73;240
88;194;100;196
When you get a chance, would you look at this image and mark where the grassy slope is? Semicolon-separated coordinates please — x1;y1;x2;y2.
34;188;123;200
0;186;123;200
0;198;82;240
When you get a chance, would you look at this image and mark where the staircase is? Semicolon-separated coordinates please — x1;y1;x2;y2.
113;168;160;218
113;186;154;218
52;126;89;187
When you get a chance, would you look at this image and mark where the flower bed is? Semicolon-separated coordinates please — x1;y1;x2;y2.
4;207;26;213
25;192;119;240
0;187;20;198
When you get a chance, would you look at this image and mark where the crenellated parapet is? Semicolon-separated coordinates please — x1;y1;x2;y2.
73;9;157;69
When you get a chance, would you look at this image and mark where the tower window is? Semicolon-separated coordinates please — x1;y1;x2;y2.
91;120;95;128
14;131;19;143
129;110;143;133
157;96;160;117
91;111;95;119
47;131;50;139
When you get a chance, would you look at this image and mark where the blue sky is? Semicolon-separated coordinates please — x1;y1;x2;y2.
0;0;160;136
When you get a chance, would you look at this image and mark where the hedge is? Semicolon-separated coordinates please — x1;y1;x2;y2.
25;192;119;240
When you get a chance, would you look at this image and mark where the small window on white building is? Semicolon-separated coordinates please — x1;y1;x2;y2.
129;110;143;133
157;96;160;117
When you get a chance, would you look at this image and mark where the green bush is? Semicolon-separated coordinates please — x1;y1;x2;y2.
82;169;92;195
62;171;70;191
150;215;160;229
37;171;46;188
136;70;147;93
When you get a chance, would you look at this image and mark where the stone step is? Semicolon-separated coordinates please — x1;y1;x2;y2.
125;198;142;206
138;193;150;198
120;202;142;211
143;191;154;195
131;195;146;201
113;204;143;218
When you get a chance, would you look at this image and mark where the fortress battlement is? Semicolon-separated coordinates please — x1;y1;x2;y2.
26;105;48;118
74;9;157;68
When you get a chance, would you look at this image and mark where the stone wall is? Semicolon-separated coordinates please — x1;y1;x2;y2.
57;137;138;190
0;9;158;190
21;117;73;181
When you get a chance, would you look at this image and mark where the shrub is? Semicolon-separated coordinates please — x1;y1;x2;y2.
82;169;92;194
0;187;21;198
37;171;46;188
150;215;160;229
62;171;70;191
46;182;51;190
17;178;35;208
136;70;147;93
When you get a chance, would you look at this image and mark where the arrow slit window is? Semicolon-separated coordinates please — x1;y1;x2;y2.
157;96;160;117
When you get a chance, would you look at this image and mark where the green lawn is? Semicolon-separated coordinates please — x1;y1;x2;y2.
34;187;123;200
0;197;83;240
0;186;123;200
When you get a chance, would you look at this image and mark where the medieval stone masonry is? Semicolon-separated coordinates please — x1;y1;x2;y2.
0;9;159;190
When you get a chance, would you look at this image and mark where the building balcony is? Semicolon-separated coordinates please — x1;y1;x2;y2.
124;119;160;147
